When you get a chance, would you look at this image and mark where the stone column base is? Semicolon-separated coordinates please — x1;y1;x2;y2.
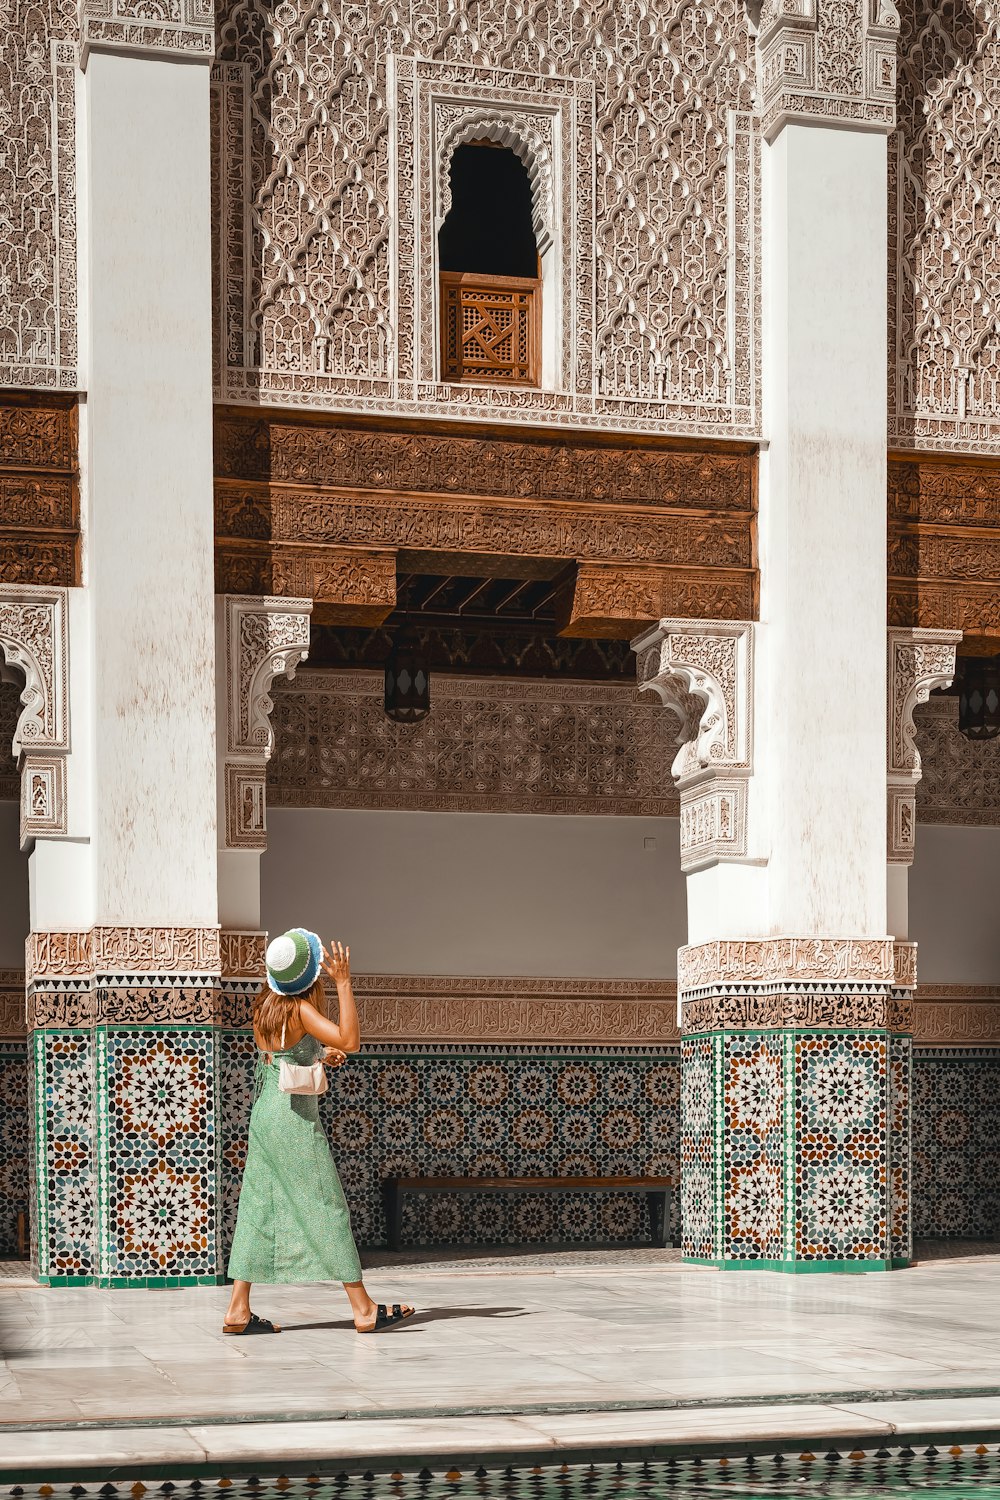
679;939;915;1272
25;928;263;1287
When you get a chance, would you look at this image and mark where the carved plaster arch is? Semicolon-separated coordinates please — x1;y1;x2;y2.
222;594;313;850
436;110;555;255
887;626;961;865
0;586;70;845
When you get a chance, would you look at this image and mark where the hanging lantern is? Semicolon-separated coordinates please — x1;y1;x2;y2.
384;627;430;724
958;657;1000;741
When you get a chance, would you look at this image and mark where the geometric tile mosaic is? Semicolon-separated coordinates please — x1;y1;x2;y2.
0;1041;28;1257
680;1027;908;1270
912;1051;1000;1240
32;1030;95;1279
726;1032;784;1262
795;1033;889;1264
679;1035;715;1261
888;1033;912;1264
20;1026;999;1278
220;1040;681;1254
100;1028;219;1279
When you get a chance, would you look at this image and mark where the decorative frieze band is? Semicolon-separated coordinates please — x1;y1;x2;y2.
219;595;312;850
0;969;26;1037
78;0;215;64
26;926;222;983
220;973;681;1044
913;986;1000;1047
678;937;909;992
682;989;915;1034
635;619;754;872
16;953;1000;1046
220;930;266;980
886;627;961;864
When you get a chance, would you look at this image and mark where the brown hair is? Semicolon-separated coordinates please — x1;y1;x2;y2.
253;977;326;1051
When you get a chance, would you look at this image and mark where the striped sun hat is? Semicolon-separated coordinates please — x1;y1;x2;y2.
265;928;323;996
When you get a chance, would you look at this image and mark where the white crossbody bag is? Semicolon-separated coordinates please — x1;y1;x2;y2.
274;1018;328;1096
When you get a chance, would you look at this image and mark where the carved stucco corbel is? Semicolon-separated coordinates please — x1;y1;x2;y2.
0;586;70;848
634;619;754;874
887;626;961;865
220;595;312;851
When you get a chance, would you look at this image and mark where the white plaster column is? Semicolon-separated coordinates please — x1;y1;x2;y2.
756;122;889;937
25;8;224;1287
636;4;913;1271
80;36;217;930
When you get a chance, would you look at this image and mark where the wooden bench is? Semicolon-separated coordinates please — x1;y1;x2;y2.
382;1175;675;1251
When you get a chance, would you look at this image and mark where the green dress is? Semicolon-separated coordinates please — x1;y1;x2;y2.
227;1033;363;1284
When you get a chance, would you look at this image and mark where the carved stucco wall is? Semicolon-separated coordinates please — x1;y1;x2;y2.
267;670;681;816
891;1;1000;453
915;695;1000;826
212;0;759;434
0;1;77;390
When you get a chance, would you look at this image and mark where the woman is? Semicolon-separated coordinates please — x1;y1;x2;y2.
224;927;414;1335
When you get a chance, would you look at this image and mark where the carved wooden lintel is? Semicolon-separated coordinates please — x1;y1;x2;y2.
555;563;750;638
889;457;1000;639
271;545;397;626
214;411;759;623
0;395;79;591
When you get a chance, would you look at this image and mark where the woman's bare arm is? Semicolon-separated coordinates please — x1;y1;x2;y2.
299;941;361;1053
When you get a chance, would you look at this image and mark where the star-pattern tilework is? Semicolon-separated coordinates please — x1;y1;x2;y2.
0;1041;28;1256
101;1028;219;1279
912;1050;1000;1239
680;1035;716;1260
794;1033;888;1262
33;1030;95;1278
219;1040;681;1252
726;1033;785;1262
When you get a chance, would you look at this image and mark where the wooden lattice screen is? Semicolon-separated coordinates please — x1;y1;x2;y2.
440;272;540;385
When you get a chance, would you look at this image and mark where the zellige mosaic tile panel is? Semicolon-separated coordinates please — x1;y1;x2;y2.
0;1041;28;1256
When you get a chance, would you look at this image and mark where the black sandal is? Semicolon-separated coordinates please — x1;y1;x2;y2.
357;1302;414;1334
223;1312;281;1335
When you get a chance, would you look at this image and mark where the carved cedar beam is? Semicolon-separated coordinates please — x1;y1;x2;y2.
214;411;758;618
0;395;79;590
888;456;1000;640
270;544;397;626
555;562;751;637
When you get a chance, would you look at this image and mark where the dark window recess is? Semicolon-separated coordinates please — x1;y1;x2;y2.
438;143;541;386
439;143;538;278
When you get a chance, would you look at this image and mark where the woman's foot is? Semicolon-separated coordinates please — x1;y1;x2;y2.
355;1301;415;1334
223;1310;281;1335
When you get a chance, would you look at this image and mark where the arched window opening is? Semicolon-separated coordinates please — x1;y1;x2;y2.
438;143;541;386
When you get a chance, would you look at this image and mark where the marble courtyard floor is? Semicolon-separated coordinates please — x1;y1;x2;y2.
5;1244;1000;1478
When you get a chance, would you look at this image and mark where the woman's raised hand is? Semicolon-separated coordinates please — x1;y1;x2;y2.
323;940;351;984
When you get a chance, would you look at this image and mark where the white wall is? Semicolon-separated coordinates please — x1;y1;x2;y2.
909;824;1000;984
0;803;29;968
262;809;686;978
